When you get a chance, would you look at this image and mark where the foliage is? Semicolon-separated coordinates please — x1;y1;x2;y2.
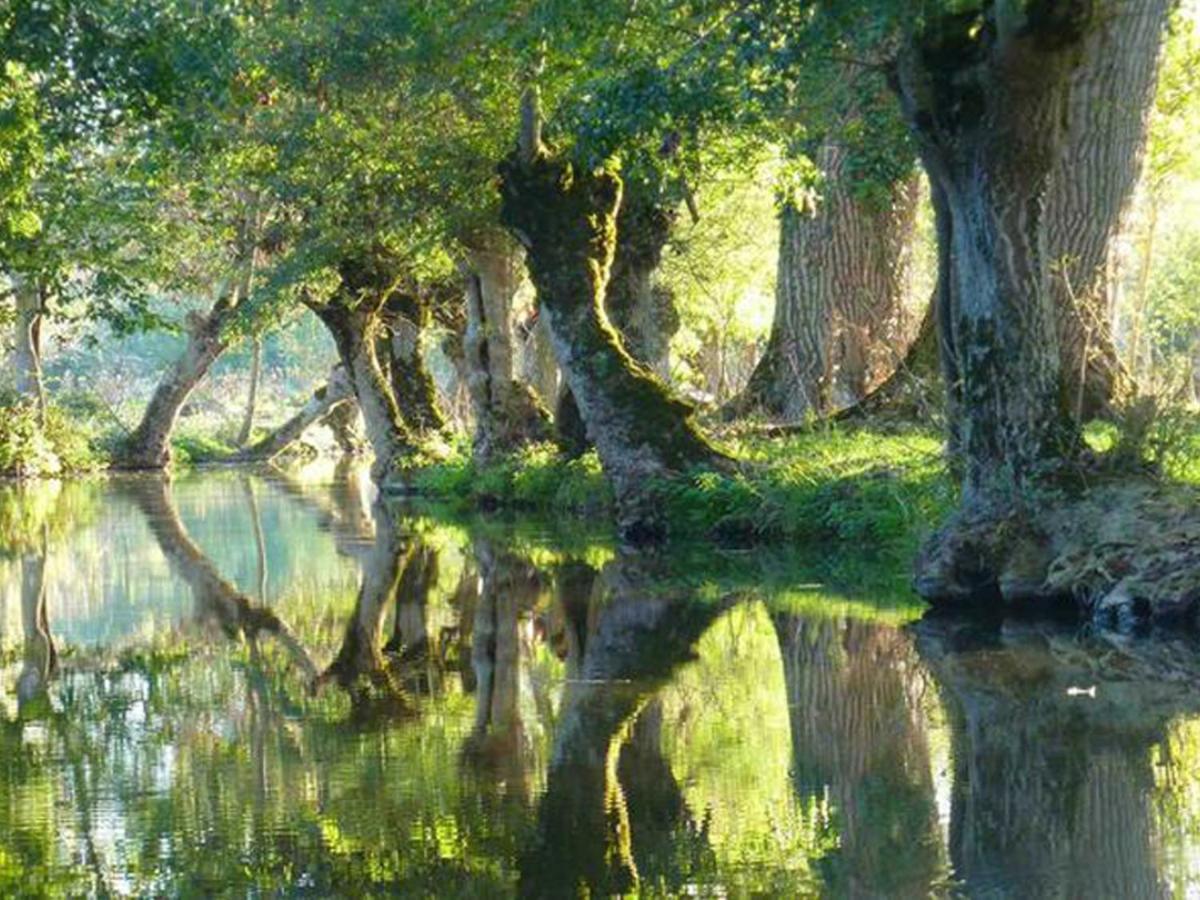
0;393;101;478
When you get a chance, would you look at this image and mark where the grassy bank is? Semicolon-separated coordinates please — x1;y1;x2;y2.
408;426;957;550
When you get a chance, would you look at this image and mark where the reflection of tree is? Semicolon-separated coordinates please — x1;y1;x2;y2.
461;539;545;800
774;613;945;897
915;615;1187;899
16;524;55;713
122;477;318;681
519;554;733;898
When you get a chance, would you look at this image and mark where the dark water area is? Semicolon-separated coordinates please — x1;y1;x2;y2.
1;465;1199;898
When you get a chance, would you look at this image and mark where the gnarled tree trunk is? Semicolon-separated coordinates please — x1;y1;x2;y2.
1050;0;1171;419
382;287;445;435
896;4;1111;604
733;150;920;422
499;152;727;540
311;254;419;482
459;234;550;464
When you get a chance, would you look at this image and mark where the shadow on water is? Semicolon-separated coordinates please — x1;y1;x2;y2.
2;467;1200;895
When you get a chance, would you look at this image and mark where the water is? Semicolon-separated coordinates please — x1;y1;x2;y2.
1;466;1199;898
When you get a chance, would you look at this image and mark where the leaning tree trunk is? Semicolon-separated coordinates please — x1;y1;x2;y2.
236;365;354;462
10;275;47;426
733;150;920;422
311;256;419;482
122;286;243;470
499;151;727;540
896;5;1103;603
1049;0;1171;420
381;287;445;435
459;234;550;464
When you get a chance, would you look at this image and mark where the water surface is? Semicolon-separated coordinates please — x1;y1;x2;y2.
1;467;1199;897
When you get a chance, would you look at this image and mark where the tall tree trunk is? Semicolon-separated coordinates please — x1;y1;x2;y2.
310;254;418;483
896;4;1117;603
733;152;920;421
236;365;354;462
236;338;263;447
521;315;560;408
499;152;727;540
459;234;550;464
10;275;47;426
382;287;445;435
121;285;243;469
1049;0;1171;419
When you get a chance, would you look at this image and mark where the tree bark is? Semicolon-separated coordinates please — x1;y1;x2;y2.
236;364;354;462
733;152;920;422
10;275;47;426
381;287;446;435
1049;0;1171;419
236;337;263;447
121;286;243;469
499;152;728;540
310;254;419;483
459;234;550;464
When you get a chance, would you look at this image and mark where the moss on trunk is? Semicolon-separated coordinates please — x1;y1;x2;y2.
499;150;728;540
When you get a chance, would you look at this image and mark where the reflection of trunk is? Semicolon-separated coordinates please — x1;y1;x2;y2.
916;616;1170;898
734;156;919;421
11;276;47;425
122;287;242;469
382;288;445;435
385;543;438;660
518;554;732;898
321;503;409;697
499;152;727;539
1049;0;1170;419
123;478;318;680
462;539;543;797
895;10;1084;512
460;235;550;464
311;256;418;482
236;338;263;447
236;365;354;462
16;525;54;710
773;615;943;896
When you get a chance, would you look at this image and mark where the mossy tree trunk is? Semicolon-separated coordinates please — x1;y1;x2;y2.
459;234;550;464
733;147;920;421
1049;0;1171;419
499;151;727;540
381;286;446;435
310;254;419;482
895;5;1089;514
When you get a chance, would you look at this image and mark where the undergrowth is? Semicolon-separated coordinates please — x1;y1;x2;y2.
0;393;102;478
408;427;957;548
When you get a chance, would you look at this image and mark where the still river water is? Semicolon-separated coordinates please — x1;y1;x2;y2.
2;464;1200;898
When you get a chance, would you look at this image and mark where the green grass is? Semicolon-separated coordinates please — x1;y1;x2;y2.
409;425;957;549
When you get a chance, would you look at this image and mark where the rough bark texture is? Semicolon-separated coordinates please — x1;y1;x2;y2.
499;151;727;540
236;365;355;462
460;236;550;464
605;196;680;378
836;298;942;422
521;314;560;408
1049;0;1171;419
311;254;419;482
732;154;920;421
121;287;242;470
10;276;47;424
382;287;446;435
